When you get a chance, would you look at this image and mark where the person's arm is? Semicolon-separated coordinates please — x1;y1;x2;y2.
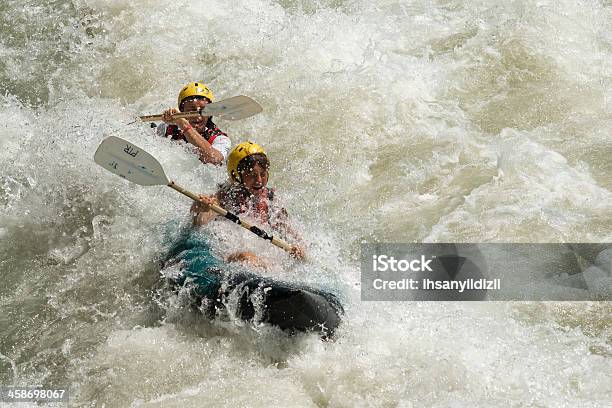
160;108;224;165
288;244;306;260
190;194;219;226
178;120;224;165
271;208;307;260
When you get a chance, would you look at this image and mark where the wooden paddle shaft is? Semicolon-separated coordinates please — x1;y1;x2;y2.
139;111;205;122
167;181;293;252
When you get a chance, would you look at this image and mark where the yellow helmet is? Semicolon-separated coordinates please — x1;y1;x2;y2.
227;141;267;183
177;82;214;109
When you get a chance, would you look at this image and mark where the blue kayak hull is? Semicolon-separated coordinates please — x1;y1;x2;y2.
161;229;343;337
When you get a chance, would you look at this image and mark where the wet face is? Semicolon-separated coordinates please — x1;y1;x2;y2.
180;97;210;126
241;163;269;195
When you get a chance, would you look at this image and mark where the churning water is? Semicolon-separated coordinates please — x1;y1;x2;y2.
1;0;611;406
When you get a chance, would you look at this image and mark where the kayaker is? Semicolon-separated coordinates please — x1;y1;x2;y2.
158;82;231;165
190;142;306;264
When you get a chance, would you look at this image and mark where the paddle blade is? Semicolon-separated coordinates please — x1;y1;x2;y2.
202;95;263;120
94;136;170;186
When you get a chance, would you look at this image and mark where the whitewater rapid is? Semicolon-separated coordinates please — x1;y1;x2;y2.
1;0;611;406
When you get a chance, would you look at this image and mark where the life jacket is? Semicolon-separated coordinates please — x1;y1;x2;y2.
251;188;275;223
165;118;226;144
218;183;276;224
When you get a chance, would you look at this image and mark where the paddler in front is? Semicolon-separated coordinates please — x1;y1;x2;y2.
190;142;306;266
158;82;231;165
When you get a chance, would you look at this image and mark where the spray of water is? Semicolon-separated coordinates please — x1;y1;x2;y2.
1;0;610;406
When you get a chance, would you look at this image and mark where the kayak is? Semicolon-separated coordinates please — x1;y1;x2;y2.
161;228;344;338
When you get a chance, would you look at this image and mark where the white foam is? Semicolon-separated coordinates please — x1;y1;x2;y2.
1;0;611;406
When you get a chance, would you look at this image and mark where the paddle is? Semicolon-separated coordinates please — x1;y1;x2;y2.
139;95;262;122
93;136;293;252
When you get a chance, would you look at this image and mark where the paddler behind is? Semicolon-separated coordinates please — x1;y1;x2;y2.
190;142;306;266
158;82;231;165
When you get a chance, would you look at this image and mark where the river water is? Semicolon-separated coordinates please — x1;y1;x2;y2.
0;0;611;406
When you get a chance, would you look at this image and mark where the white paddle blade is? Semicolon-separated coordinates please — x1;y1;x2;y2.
202;95;263;120
94;136;170;186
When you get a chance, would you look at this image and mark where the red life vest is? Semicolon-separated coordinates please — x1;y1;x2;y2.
218;184;276;224
251;188;275;223
165;119;226;144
